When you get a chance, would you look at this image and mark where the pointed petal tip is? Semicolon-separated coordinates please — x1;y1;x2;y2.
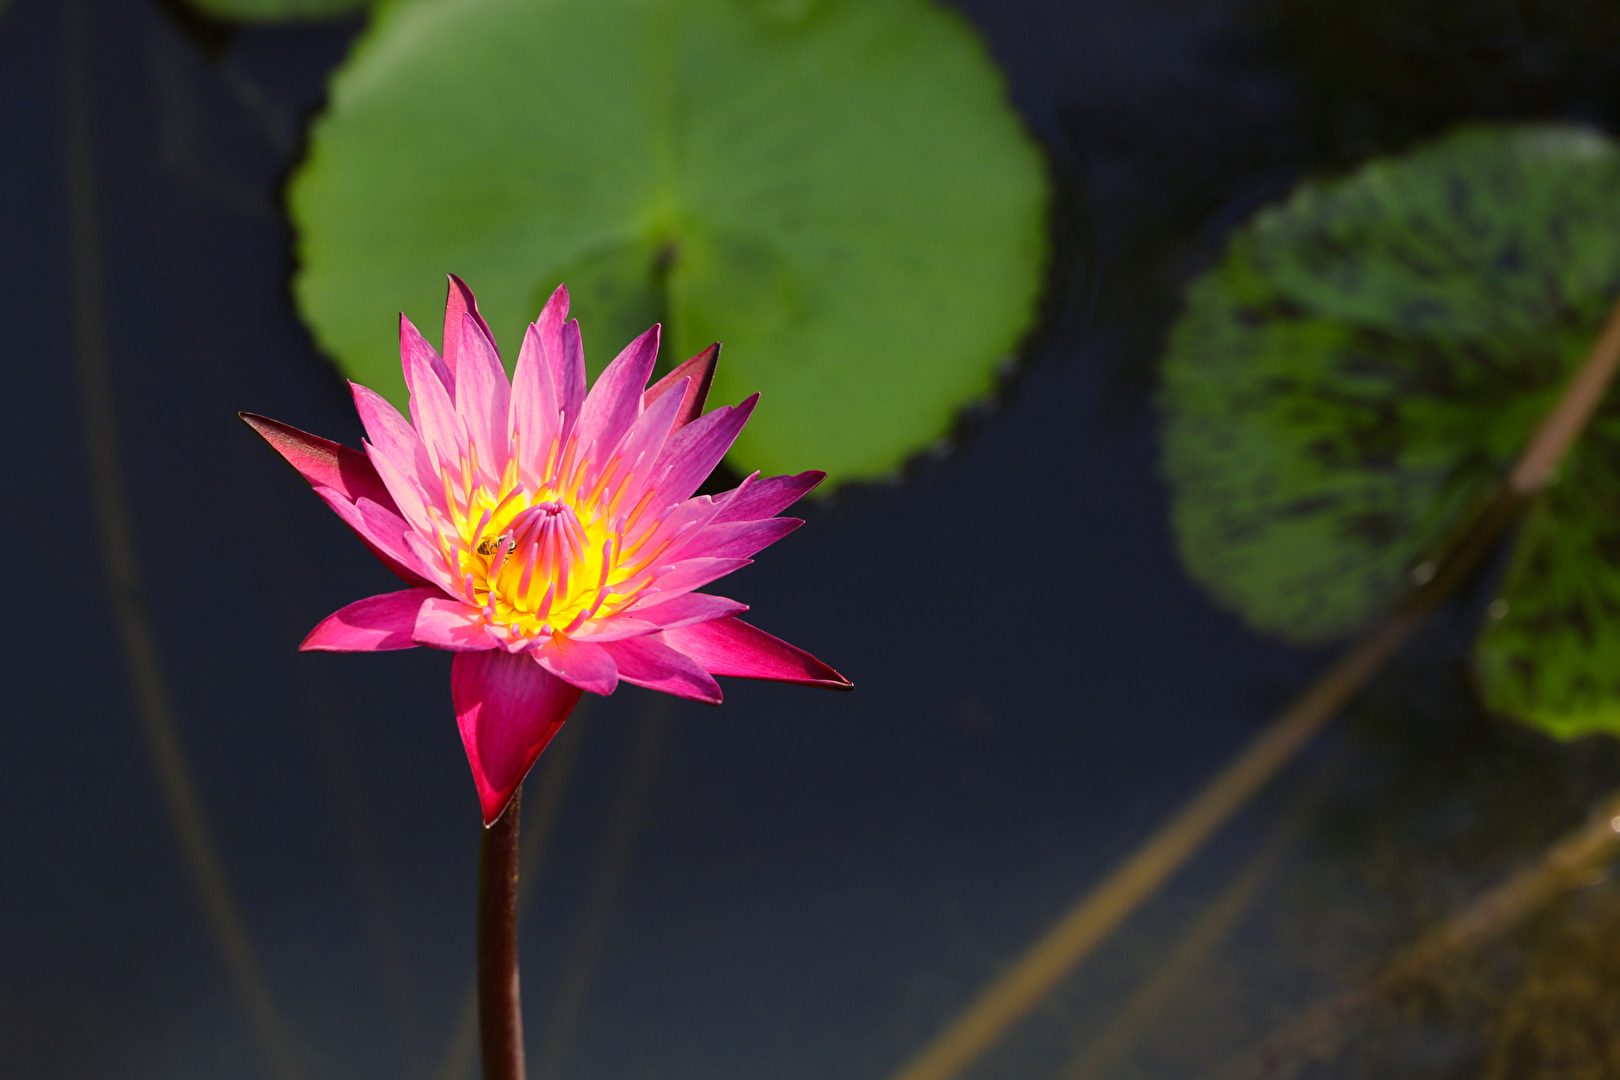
661;617;851;691
643;342;720;427
454;650;582;826
300;589;437;652
479;782;527;827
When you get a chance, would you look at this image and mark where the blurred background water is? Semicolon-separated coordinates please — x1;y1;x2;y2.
6;1;1620;1078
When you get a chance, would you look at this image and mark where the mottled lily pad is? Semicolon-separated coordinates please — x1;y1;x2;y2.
290;0;1047;485
1159;123;1620;737
1475;423;1620;739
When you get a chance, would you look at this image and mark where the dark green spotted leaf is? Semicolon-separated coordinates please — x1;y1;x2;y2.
290;0;1047;486
1159;123;1620;737
1476;422;1620;738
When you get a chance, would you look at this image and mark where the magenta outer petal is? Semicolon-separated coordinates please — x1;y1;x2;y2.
512;322;561;479
453;650;582;826
532;285;584;433
405;341;469;477
555;319;587;440
600;379;686;496
567;617;662;643
714;470;825;523
653;394;758;502
661;617;852;689
241;412;393;509
576;324;660;456
311;488;430;584
536;636;618;695
302;588;439;652
534;284;569;375
626;591;748;630
642;556;753;599
351;382;435;529
442;273;496;382
603;634;723;704
240;413;430;586
400;313;454;399
453;312;511;476
677;518;802;561
414;597;499;651
643;343;719;430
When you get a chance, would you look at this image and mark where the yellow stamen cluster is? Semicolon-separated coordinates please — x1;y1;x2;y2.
423;435;681;642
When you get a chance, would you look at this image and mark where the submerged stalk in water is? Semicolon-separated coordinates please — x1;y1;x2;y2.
888;290;1620;1080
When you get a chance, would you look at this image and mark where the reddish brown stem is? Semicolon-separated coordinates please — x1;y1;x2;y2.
478;787;526;1080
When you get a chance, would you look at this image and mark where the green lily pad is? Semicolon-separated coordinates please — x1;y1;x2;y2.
188;0;366;20
1158;123;1620;737
1475;422;1620;738
289;0;1047;486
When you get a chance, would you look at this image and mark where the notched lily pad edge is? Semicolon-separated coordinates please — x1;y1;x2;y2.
802;158;1072;504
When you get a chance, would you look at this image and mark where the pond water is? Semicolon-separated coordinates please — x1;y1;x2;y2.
5;1;1620;1078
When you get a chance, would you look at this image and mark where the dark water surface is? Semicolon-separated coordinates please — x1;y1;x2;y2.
6;1;1620;1078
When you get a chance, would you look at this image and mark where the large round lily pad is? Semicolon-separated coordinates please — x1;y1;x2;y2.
290;0;1047;486
1159;123;1620;738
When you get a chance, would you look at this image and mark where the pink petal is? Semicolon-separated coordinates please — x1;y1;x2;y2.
670;518;802;562
530;284;584;453
351;382;434;530
452;649;582;826
632;491;732;553
555;319;587;441
404;530;459;594
512;321;562;481
240;412;429;586
652;394;758;503
400;313;454;399
453;312;511;481
442;274;496;384
576;324;660;459
534;283;570;379
536;635;618;695
301;588;439;652
661;617;852;689
626;591;748;630
312;488;432;586
602;634;723;704
240;412;394;509
596;377;687;497
405;340;469;477
644;556;752;599
414;596;499;651
643;342;719;430
712;470;825;523
567;616;662;643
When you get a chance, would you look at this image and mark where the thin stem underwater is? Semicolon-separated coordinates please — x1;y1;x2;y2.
1204;790;1620;1080
887;290;1620;1080
479;786;527;1080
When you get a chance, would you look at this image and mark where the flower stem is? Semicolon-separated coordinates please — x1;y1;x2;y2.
478;786;526;1080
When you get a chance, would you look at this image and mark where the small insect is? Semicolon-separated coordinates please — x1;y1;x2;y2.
476;534;512;557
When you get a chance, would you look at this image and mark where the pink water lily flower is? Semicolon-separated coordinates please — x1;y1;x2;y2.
245;278;850;823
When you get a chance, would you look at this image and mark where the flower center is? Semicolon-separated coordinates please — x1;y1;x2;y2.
470;497;616;639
